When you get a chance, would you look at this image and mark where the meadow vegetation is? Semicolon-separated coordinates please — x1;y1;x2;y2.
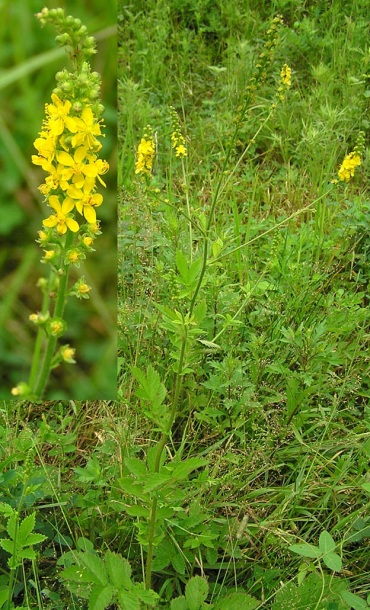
0;0;369;608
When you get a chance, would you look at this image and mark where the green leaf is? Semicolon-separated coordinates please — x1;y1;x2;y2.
361;482;370;494
0;503;13;516
24;532;47;546
117;589;140;610
88;584;114;610
144;472;173;492
18;547;36;560
6;512;17;540
171;597;188;610
0;539;14;554
172;457;208;481
319;530;336;554
80;553;108;586
0;589;9;608
172;552;186;575
124;457;148;478
288;543;321;559
131;365;167;409
215;592;259;610
18;512;36;545
322;551;342;572
185;576;209;610
105;551;132;590
341;591;368;609
125;505;150;518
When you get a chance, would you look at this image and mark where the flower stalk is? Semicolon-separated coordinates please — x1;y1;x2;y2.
12;7;108;399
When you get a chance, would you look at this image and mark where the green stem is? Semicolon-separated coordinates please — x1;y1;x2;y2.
144;327;188;590
28;270;53;391
32;230;74;399
145;93;259;592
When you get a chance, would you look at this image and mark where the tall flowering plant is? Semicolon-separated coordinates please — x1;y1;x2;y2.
12;8;109;399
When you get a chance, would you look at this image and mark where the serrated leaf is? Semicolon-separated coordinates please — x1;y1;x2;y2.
0;539;14;554
6;512;17;540
341;591;368;610
322;551;342;572
105;550;132;589
131;365;166;409
60;565;93;584
172;552;186;575
80;553;108;586
124;457;148;478
215;592;259;610
197;338;222;351
171;597;188;610
288;543;321;559
135;586;159;605
18;547;36;560
144;472;173;492
172;457;208;481
24;532;47;546
18;512;36;545
117;589;140;610
319;530;336;554
88;583;114;610
0;503;13;516
125;505;150;518
185;576;208;610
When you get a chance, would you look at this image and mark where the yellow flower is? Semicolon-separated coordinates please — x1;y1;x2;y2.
338;152;361;182
33;133;56;162
66;107;102;150
77;282;91;295
60;345;76;363
46;93;72;136
57;146;90;189
135;135;155;175
43;195;79;234
66;180;103;223
280;64;292;88
67;249;81;263
175;144;187;157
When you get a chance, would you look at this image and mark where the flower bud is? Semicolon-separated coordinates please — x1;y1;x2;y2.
47;317;67;337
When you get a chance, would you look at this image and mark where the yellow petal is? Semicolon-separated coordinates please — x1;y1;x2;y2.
84;205;96;223
66;217;80;232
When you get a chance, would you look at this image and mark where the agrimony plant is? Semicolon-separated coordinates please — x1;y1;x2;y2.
11;8;109;400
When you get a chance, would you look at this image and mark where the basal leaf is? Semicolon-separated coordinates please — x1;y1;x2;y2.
171;597;188;610
88;583;114;610
106;550;132;590
117;589;140;610
80;553;108;586
185;575;209;610
215;591;259;610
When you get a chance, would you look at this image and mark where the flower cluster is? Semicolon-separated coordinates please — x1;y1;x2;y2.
135;125;156;175
170;106;187;158
280;64;292;89
271;63;292;110
243;14;284;103
33;92;109;230
333;131;364;183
